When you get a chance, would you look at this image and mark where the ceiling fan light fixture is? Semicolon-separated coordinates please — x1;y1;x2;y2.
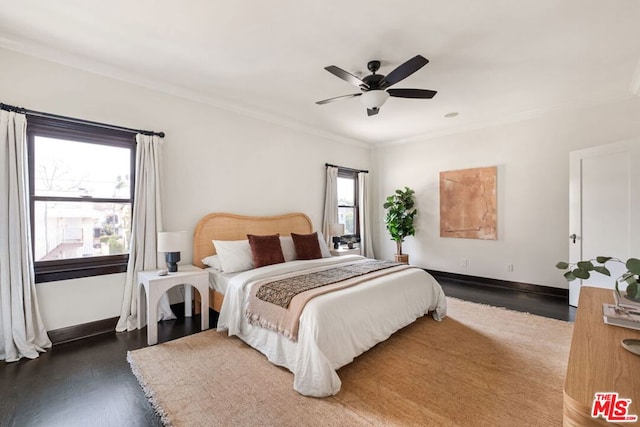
360;90;389;110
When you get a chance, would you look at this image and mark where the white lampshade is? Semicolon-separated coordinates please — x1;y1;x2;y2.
157;231;189;253
329;223;345;236
360;90;390;110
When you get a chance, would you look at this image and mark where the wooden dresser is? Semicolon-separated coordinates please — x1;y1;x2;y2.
564;286;640;426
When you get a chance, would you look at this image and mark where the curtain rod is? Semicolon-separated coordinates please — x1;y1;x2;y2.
0;102;165;138
325;163;369;174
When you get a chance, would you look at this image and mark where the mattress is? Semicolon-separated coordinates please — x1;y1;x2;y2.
206;268;239;294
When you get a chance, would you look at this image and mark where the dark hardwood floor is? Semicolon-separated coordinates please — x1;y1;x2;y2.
439;280;575;322
0;280;574;427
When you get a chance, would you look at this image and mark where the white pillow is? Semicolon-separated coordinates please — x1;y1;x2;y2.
201;255;222;270
212;239;254;273
279;236;297;262
316;231;332;258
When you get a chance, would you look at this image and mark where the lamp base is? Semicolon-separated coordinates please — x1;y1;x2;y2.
165;252;181;272
332;236;340;249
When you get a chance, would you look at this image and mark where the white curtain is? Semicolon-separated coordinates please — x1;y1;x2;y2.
322;166;339;246
358;172;375;258
0;110;51;362
116;134;175;332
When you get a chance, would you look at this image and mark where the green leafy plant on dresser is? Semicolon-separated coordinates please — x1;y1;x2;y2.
555;257;640;300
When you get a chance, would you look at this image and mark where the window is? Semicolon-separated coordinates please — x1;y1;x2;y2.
337;169;359;238
27;116;135;283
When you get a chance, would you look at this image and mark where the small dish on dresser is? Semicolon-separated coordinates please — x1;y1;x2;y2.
621;339;640;356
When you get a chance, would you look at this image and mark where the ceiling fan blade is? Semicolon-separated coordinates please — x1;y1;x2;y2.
315;93;362;105
387;88;437;99
367;108;379;116
381;55;429;88
324;66;369;89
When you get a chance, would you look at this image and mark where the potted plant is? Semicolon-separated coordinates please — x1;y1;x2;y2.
344;236;359;249
383;186;417;264
556;257;640;300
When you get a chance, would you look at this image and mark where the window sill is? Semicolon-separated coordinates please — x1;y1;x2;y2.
35;255;128;283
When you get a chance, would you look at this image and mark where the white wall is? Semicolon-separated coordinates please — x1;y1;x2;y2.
5;45;639;330
373;96;640;289
0;48;371;330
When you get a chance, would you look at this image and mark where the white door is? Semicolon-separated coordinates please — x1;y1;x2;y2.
569;139;640;306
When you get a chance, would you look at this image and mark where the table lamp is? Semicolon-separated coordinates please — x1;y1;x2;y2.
157;231;188;272
329;223;345;249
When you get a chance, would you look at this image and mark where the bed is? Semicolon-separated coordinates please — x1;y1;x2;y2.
193;212;447;397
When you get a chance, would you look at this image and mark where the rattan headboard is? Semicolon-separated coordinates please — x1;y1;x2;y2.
193;212;313;268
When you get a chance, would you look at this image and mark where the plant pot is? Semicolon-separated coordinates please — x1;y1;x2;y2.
394;254;409;264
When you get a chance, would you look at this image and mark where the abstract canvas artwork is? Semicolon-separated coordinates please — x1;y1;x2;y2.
440;166;497;240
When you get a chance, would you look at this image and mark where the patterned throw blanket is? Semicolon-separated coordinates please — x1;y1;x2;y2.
256;260;401;308
246;260;413;341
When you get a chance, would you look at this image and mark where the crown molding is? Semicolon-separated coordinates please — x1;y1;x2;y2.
2;33;637;150
377;92;639;147
0;34;371;150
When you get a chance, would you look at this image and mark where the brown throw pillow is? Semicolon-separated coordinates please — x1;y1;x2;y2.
291;232;322;260
247;234;285;268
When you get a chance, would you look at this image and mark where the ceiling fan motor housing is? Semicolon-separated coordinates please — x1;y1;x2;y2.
362;73;384;90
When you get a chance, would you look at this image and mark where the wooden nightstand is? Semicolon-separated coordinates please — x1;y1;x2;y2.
137;265;209;345
330;247;361;256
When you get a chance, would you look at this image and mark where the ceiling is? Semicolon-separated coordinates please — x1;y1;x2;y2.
1;0;639;145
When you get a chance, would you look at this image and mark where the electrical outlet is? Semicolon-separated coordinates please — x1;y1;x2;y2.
507;263;514;272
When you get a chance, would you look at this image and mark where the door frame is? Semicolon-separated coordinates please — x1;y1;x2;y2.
569;138;640;306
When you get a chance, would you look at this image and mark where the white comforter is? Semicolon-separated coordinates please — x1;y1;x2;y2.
217;255;447;397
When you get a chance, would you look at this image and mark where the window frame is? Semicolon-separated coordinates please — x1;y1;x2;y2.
337;168;360;241
27;116;136;283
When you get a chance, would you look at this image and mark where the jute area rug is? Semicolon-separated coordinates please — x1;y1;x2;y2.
128;297;573;426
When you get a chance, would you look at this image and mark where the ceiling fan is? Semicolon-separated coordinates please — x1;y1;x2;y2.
316;55;437;116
